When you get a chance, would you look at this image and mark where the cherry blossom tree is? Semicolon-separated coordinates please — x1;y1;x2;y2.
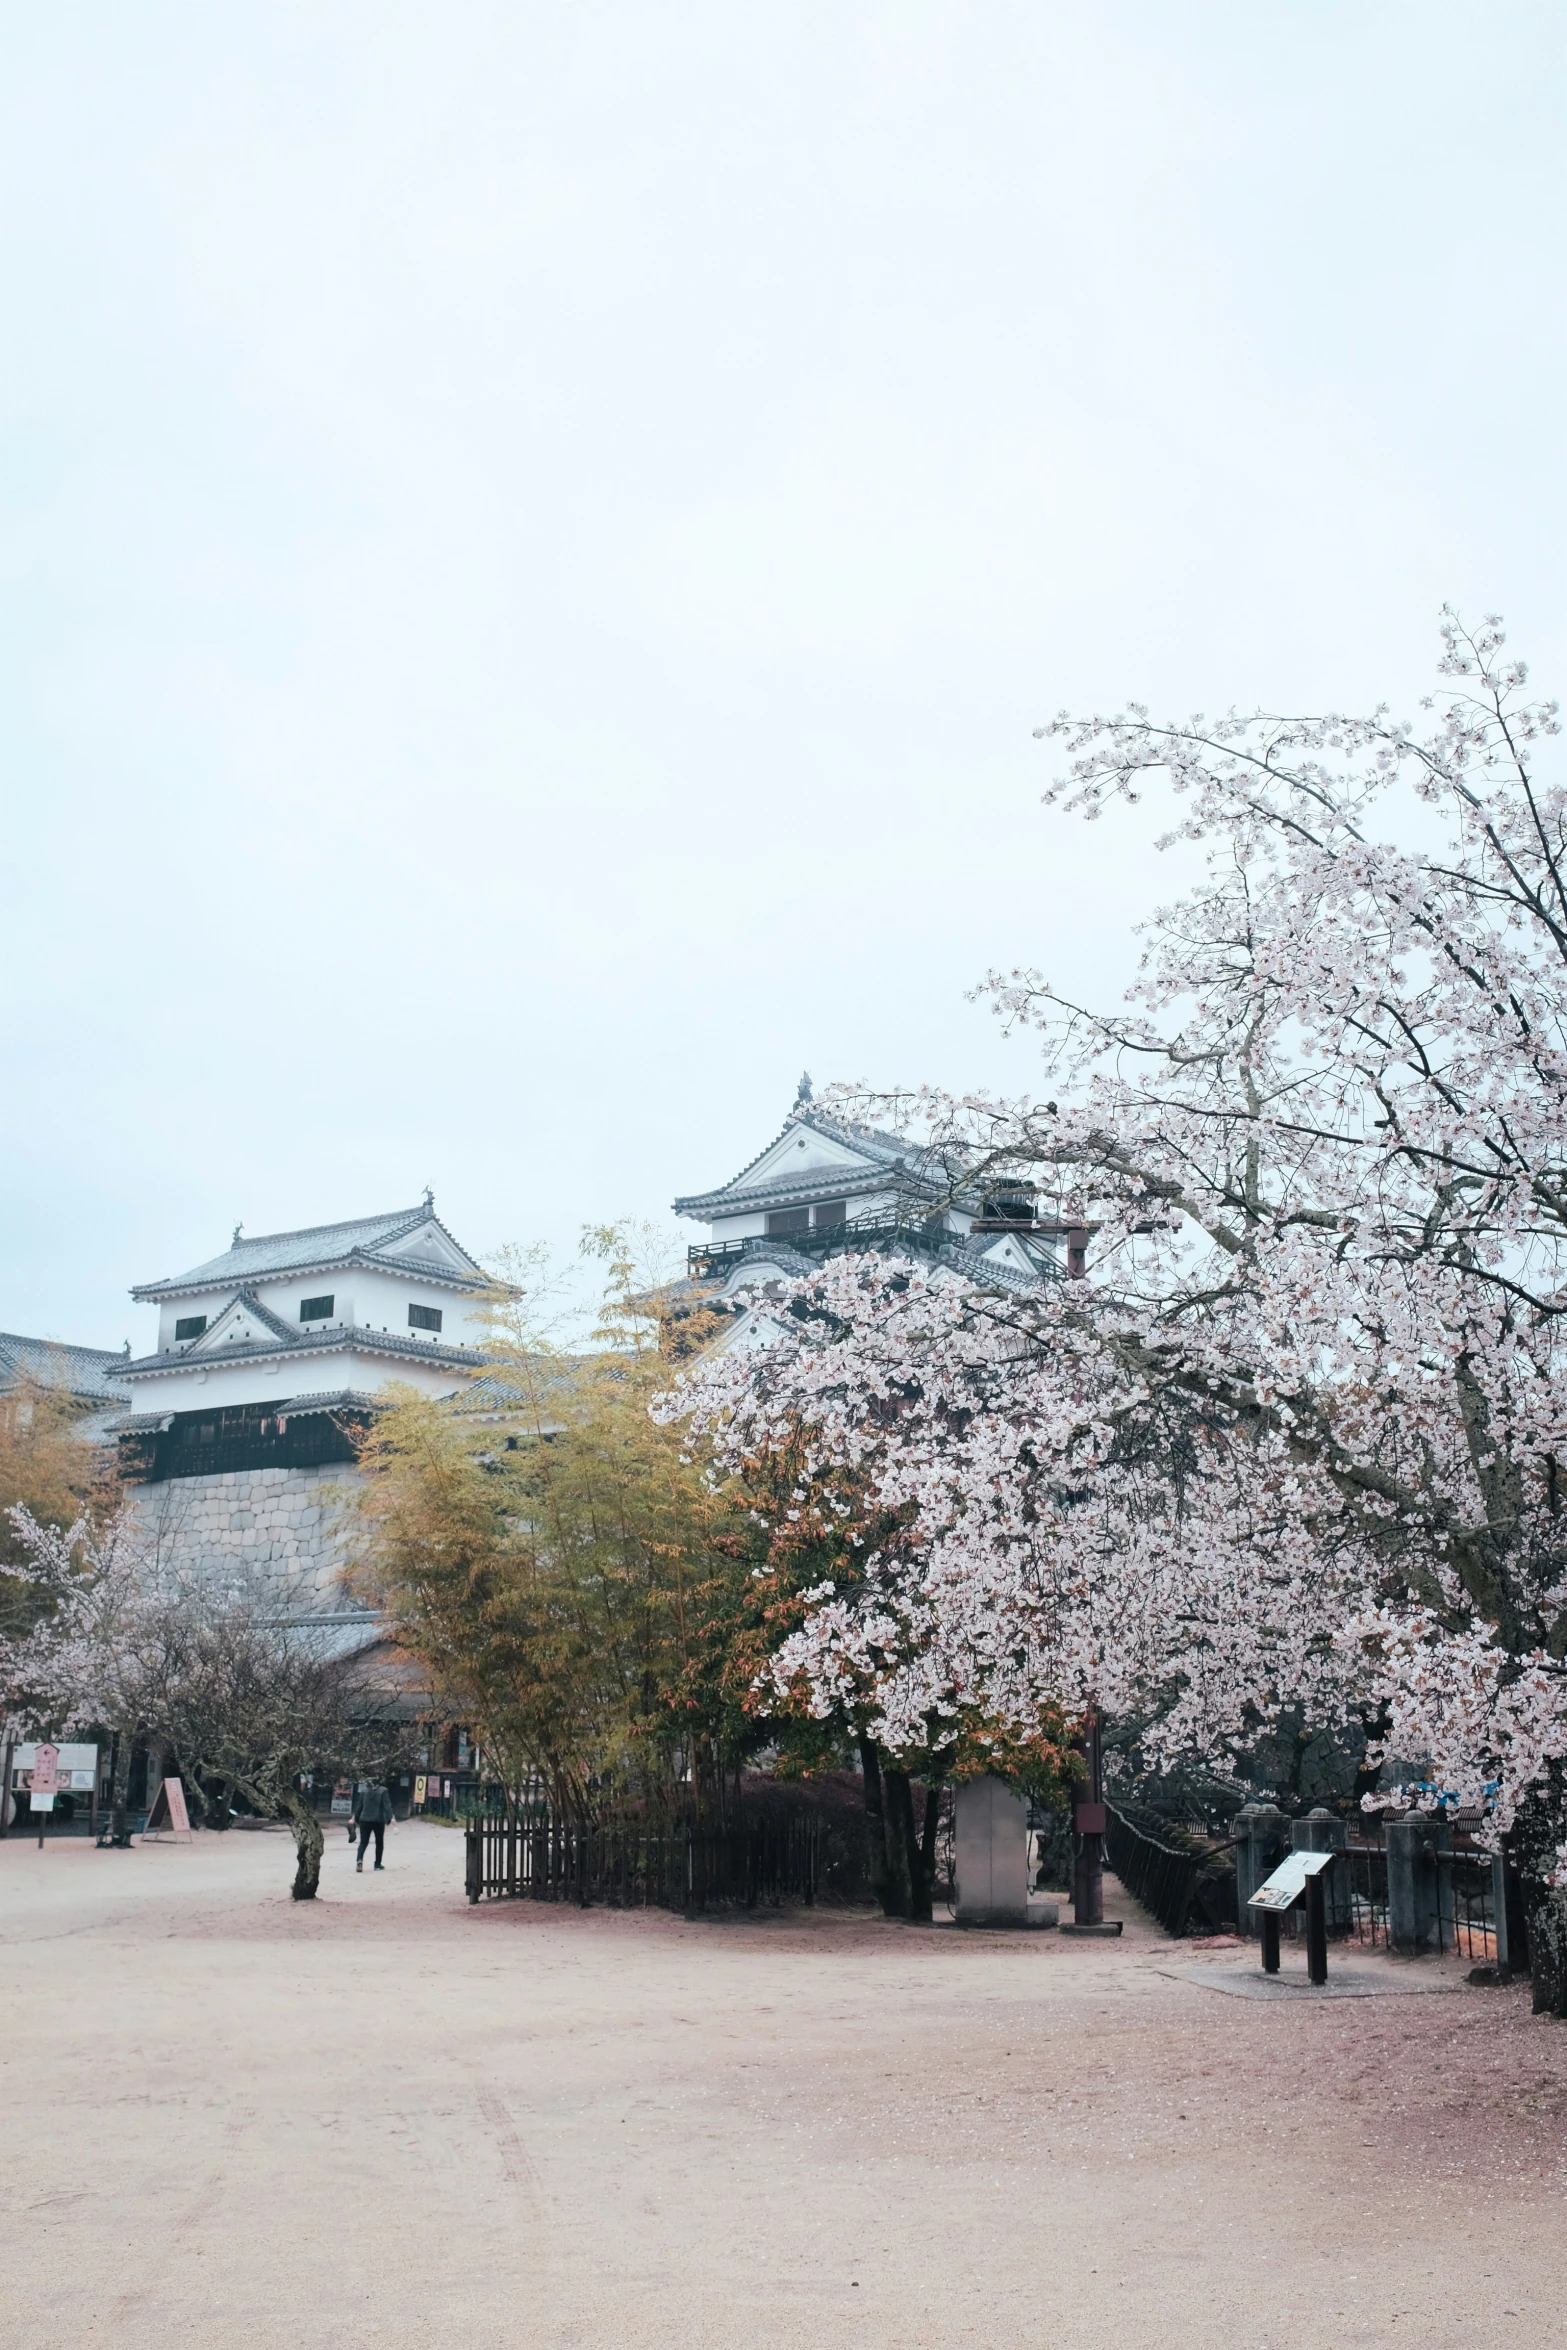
1;1504;150;1833
664;614;1567;2011
4;1503;383;1896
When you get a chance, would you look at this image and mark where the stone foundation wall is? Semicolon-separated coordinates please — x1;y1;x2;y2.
127;1463;363;1606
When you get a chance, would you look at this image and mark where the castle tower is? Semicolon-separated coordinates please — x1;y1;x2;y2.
672;1086;1068;1339
113;1200;491;1608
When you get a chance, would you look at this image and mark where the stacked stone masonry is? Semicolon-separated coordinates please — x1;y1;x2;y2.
128;1464;361;1606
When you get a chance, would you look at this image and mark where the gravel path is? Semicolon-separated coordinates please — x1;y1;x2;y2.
1;1819;1562;2348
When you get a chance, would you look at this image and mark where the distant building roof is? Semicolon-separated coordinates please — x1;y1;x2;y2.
130;1203;489;1301
673;1106;971;1223
0;1330;133;1407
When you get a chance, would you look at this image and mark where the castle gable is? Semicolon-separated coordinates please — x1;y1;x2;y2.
180;1290;300;1357
674;1108;926;1223
741;1122;875;1187
365;1218;478;1278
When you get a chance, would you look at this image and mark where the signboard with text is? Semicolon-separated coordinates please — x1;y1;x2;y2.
12;1742;100;1793
1248;1848;1335;1912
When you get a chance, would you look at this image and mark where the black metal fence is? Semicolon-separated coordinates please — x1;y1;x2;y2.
1271;1836;1496;1958
1105;1803;1237;1935
464;1809;822;1913
1438;1846;1498;1962
1342;1840;1390;1947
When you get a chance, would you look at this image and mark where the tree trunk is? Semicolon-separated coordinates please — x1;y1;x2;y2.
859;1736;902;1917
288;1798;324;1901
881;1766;915;1919
859;1735;884;1907
109;1731;134;1847
912;1779;943;1923
1510;1791;1566;2014
1526;1885;1567;2017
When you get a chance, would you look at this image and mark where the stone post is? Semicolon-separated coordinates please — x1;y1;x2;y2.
1386;1812;1440;1952
1234;1802;1287;1936
1492;1852;1513;1974
1493;1842;1528;1978
953;1776;1029;1927
1292;1805;1349;1934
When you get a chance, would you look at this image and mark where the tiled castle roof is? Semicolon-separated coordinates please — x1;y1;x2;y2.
699;1227;1055;1302
131;1204;488;1301
119;1321;489;1383
673;1107;970;1223
0;1331;133;1406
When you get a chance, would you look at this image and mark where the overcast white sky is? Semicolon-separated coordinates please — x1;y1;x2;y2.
3;3;1564;1346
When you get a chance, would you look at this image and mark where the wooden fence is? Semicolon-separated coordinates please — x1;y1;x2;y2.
464;1808;822;1913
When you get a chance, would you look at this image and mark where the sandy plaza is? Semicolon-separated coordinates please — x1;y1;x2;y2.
2;1821;1562;2350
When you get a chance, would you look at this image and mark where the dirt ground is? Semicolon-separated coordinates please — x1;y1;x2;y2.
1;1820;1562;2350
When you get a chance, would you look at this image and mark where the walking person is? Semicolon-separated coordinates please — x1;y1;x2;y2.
352;1776;394;1872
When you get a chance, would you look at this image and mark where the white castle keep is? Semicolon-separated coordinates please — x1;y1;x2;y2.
672;1078;1080;1337
112;1199;493;1608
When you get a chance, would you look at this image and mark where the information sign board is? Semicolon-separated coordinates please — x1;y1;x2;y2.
1248;1848;1336;1911
413;1775;427;1806
13;1742;100;1791
30;1744;59;1795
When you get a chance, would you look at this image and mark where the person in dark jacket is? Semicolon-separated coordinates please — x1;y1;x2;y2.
352;1778;394;1871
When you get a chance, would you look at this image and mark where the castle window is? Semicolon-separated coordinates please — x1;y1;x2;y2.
980;1191;1036;1227
766;1208;809;1236
174;1315;207;1342
300;1295;334;1322
813;1200;847;1229
408;1303;443;1332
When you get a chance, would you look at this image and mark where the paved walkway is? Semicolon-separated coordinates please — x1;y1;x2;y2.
1;1820;1562;2348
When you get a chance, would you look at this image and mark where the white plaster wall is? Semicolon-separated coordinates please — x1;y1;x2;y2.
708;1185;896;1244
708;1210;770;1240
154;1265;487;1354
263;1264;487;1340
124;1343;473;1414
